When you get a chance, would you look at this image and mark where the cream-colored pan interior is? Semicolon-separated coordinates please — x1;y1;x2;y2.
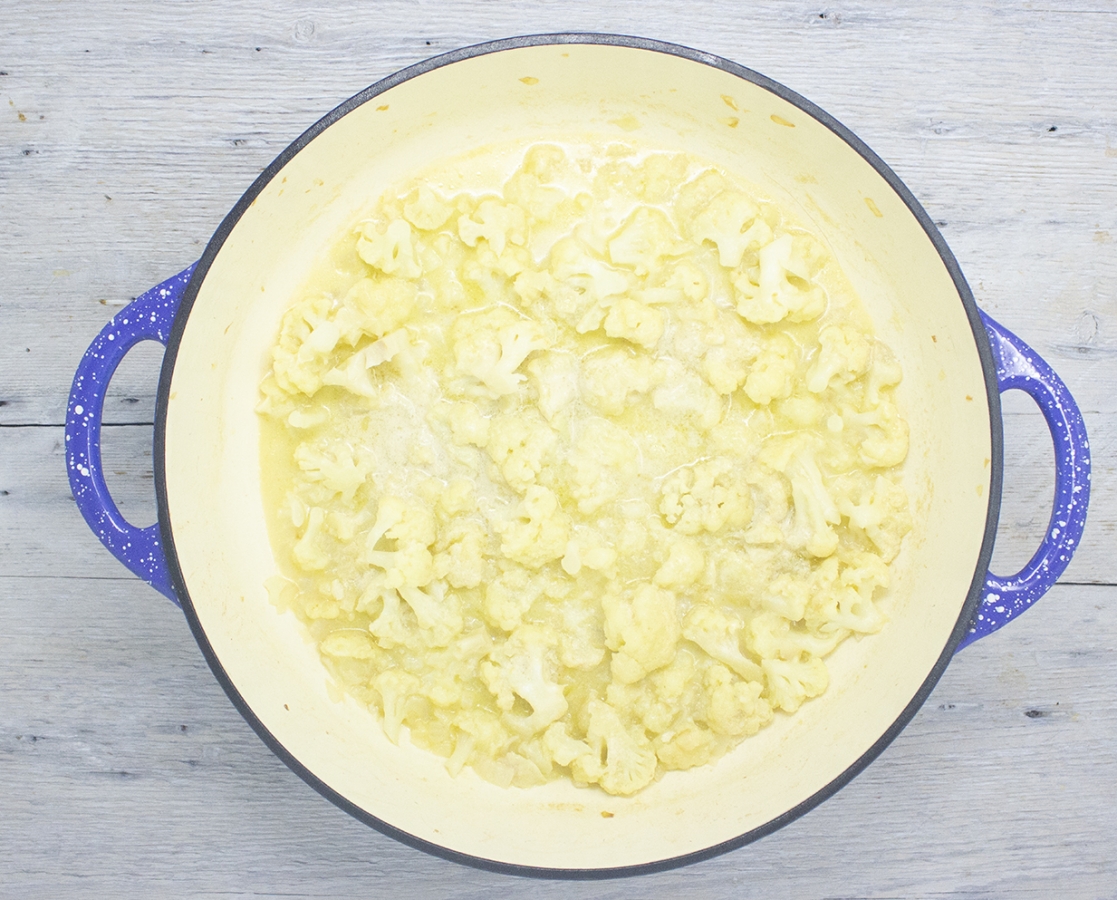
162;41;992;871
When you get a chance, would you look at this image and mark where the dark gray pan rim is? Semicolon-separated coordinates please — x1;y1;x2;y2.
154;32;1004;881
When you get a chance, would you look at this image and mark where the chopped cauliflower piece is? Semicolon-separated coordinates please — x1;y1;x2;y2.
807;324;872;394
744;338;797;406
526;351;580;422
453;315;549;398
688;190;770;268
683;605;762;681
494;485;570;569
660;458;753;535
652;361;723;430
762;656;830;713
357;219;423;278
603;583;681;684
585;700;658;796
458;198;527;256
486;411;556;492
603;296;666;349
784;448;841;558
608;207;685;275
403;184;452;232
703;664;773;737
653;538;706;588
733;233;826;325
837;474;913;561
482;567;541;632
580;347;664;416
481;626;568;733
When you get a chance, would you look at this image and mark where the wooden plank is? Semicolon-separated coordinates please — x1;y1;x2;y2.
2;3;1116;424
1;575;1113;896
3;0;1115;896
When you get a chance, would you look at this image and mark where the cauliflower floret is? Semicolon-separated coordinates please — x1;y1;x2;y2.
607;207;685;276
365;494;437;551
270;295;337;396
319;628;379;660
837;474;912;561
542;722;601;783
807;324;872;394
293;506;331;571
402;184;453;232
852;401;910;468
804;553;890;635
480;625;568;734
341;277;417;339
585;700;658;796
732;233;826;324
602;296;666;350
494;485;570;569
549;237;632;312
365;542;434;589
865;343;903;407
367;583;413;649
561;528;618;577
453;315;549;398
357;219;422;278
659;458;753;535
321;328;412;398
743;469;791;545
652;360;723;430
762;656;830;713
580;347;664;416
746;611;847;661
608;650;698;735
526;351;580;422
503;169;567;224
482;567;541;632
397;582;464;647
702;344;751;396
688;190;772;268
667;258;709;303
655;722;716;771
602;583;681;684
758;572;813;621
653;537;705;588
485;410;556;492
554;599;607;670
566;416;633;514
703;664;773;737
434;518;488;589
458;198;527;256
682;605;762;681
373;669;421;743
293;441;371;503
784;448;841;558
445;400;490;447
743;337;797;406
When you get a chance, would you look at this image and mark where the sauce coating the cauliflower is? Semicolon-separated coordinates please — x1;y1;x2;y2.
258;142;912;796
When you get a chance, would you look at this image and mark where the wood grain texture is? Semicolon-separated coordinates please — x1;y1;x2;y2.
2;1;1115;897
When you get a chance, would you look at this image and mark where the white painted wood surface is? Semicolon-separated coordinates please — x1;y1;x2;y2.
2;1;1114;896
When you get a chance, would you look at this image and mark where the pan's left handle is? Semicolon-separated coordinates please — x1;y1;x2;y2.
957;312;1091;650
66;265;196;606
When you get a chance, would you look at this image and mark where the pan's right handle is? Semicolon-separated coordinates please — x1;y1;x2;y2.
957;312;1091;651
65;265;196;606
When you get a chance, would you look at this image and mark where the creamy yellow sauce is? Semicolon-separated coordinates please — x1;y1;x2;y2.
257;142;911;796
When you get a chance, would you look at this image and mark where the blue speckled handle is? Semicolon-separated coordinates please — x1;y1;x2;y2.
65;265;196;606
957;313;1092;650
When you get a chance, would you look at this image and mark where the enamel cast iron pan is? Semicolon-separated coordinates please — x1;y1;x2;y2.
66;35;1090;877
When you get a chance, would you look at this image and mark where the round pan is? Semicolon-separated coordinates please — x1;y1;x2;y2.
66;35;1091;877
